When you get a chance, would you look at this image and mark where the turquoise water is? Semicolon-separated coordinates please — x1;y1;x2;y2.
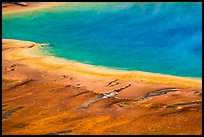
2;2;202;78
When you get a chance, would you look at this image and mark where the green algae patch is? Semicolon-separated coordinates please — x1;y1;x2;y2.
2;78;16;85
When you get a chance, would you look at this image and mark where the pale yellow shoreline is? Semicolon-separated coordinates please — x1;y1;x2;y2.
2;39;202;88
2;2;68;15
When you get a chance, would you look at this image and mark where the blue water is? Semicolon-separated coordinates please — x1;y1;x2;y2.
2;2;202;78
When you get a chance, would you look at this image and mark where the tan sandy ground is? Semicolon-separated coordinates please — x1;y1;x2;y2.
2;2;202;135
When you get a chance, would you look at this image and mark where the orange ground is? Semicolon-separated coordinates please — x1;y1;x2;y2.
2;39;202;135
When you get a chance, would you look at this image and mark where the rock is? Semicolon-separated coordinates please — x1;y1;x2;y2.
10;2;28;6
177;106;182;109
10;68;15;71
194;91;202;96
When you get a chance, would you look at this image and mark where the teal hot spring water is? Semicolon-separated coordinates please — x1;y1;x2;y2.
2;2;202;78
